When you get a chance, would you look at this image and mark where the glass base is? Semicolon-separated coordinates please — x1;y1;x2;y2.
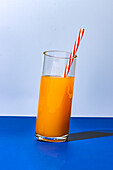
35;133;68;142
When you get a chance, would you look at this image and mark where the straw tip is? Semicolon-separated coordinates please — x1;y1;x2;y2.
80;28;85;31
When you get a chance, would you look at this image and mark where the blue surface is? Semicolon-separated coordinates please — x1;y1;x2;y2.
0;117;113;170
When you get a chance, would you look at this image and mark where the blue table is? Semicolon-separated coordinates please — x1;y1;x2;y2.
0;117;113;170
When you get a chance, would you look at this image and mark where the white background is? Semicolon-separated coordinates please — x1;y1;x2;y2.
0;0;113;117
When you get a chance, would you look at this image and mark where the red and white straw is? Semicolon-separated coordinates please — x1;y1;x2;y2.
64;28;85;77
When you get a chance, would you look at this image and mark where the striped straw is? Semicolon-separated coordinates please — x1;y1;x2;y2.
64;28;85;77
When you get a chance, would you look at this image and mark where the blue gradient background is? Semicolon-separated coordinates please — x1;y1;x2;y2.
0;0;113;116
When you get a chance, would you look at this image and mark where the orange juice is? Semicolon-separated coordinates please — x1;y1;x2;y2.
35;76;75;137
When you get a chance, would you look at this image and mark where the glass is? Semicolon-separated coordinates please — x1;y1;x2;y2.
35;51;77;142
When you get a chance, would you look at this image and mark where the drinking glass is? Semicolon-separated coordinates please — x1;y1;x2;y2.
35;51;77;142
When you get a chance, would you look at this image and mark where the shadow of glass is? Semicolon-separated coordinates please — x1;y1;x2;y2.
68;130;113;141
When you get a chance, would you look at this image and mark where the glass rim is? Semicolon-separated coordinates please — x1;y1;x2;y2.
43;50;77;59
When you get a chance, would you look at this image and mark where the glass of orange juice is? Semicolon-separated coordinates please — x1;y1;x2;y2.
35;51;77;142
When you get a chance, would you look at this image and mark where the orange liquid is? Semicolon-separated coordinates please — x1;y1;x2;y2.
35;76;75;137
